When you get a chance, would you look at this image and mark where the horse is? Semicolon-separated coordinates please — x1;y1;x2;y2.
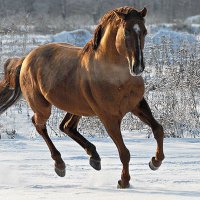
0;6;165;188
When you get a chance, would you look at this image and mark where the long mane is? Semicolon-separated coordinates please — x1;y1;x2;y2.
82;6;143;54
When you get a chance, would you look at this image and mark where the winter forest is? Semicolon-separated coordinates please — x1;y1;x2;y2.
0;1;200;199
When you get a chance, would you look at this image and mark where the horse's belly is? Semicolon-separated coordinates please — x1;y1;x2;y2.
45;90;95;116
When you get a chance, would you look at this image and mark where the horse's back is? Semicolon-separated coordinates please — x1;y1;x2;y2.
21;43;81;87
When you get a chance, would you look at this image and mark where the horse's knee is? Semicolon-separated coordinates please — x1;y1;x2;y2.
59;122;72;135
59;118;69;132
59;114;79;133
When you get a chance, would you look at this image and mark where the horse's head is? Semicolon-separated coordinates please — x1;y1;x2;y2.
114;8;147;76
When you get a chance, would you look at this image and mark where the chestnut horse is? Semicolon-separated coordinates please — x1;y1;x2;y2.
0;6;165;188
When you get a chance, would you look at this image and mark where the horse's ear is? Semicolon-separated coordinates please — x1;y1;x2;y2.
140;7;147;18
93;25;102;50
113;10;127;20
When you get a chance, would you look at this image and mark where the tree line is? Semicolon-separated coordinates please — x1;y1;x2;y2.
0;0;199;26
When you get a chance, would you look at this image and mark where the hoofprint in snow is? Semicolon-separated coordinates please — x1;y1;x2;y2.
0;136;199;200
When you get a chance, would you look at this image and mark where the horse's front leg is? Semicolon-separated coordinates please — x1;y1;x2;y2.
132;98;165;170
100;115;130;188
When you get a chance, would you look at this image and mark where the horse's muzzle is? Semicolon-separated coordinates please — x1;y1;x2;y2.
133;64;145;75
127;57;145;76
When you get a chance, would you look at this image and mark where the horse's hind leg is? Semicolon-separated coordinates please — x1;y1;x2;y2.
28;96;66;177
60;113;101;170
132;98;165;170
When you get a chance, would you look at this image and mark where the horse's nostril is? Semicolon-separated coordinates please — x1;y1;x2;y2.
133;65;144;75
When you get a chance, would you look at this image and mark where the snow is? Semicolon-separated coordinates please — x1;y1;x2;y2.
49;29;92;47
0;136;199;200
184;15;200;25
148;30;197;49
147;23;174;34
189;24;200;35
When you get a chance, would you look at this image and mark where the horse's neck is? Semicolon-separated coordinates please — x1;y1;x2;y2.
95;25;129;75
91;26;131;86
97;25;122;61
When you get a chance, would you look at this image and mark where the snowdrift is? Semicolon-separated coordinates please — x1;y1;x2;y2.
149;30;197;50
49;29;92;47
184;15;200;24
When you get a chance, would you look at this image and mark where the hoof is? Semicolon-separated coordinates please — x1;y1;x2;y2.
149;157;162;171
55;167;66;177
90;157;101;171
117;180;130;189
55;163;66;177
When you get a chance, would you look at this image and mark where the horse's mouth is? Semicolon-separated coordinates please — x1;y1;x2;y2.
127;56;145;76
134;64;145;75
129;64;144;76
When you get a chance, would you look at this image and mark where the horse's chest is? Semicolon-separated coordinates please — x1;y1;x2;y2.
88;77;144;115
118;85;144;113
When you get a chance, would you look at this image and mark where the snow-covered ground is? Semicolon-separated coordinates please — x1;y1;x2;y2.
0;136;199;200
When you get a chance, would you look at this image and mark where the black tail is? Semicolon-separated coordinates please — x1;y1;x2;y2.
0;57;24;114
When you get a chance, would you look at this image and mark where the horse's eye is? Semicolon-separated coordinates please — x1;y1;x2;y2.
124;29;131;37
